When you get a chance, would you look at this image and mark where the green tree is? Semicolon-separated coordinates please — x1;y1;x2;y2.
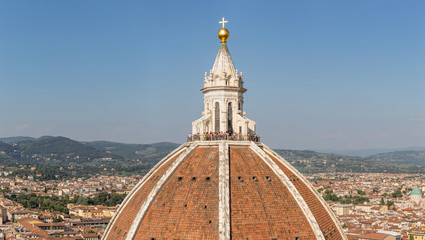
391;190;403;198
53;217;63;223
323;190;339;202
5;192;126;214
357;190;366;195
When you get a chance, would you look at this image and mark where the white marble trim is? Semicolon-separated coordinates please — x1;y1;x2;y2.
218;141;230;239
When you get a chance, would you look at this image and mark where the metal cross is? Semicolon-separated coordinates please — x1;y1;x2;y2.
219;17;228;28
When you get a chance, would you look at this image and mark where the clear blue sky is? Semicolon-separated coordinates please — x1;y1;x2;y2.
1;0;424;150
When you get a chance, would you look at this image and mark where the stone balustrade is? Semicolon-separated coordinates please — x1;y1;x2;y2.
187;133;260;142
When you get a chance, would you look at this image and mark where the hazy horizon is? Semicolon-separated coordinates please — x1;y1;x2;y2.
1;135;424;155
1;1;424;150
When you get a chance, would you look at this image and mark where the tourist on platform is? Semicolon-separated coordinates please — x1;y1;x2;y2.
187;131;260;142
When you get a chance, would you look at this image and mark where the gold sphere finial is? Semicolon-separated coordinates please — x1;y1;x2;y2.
218;28;229;43
218;17;229;43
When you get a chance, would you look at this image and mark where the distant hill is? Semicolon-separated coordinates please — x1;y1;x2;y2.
0;137;178;165
317;147;425;157
16;136;120;164
0;136;179;179
0;141;20;162
0;136;36;144
1;136;425;179
274;149;425;174
82;141;179;164
0;141;17;152
369;151;425;166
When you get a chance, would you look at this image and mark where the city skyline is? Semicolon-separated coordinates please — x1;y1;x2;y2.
1;1;424;150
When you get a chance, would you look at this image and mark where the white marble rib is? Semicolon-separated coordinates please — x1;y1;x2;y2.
218;141;230;240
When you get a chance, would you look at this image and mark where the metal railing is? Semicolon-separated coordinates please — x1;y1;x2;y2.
187;133;260;142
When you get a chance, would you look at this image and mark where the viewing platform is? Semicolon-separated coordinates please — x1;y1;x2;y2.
187;133;260;142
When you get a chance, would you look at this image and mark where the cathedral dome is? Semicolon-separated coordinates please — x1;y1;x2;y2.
102;142;345;240
411;187;421;195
